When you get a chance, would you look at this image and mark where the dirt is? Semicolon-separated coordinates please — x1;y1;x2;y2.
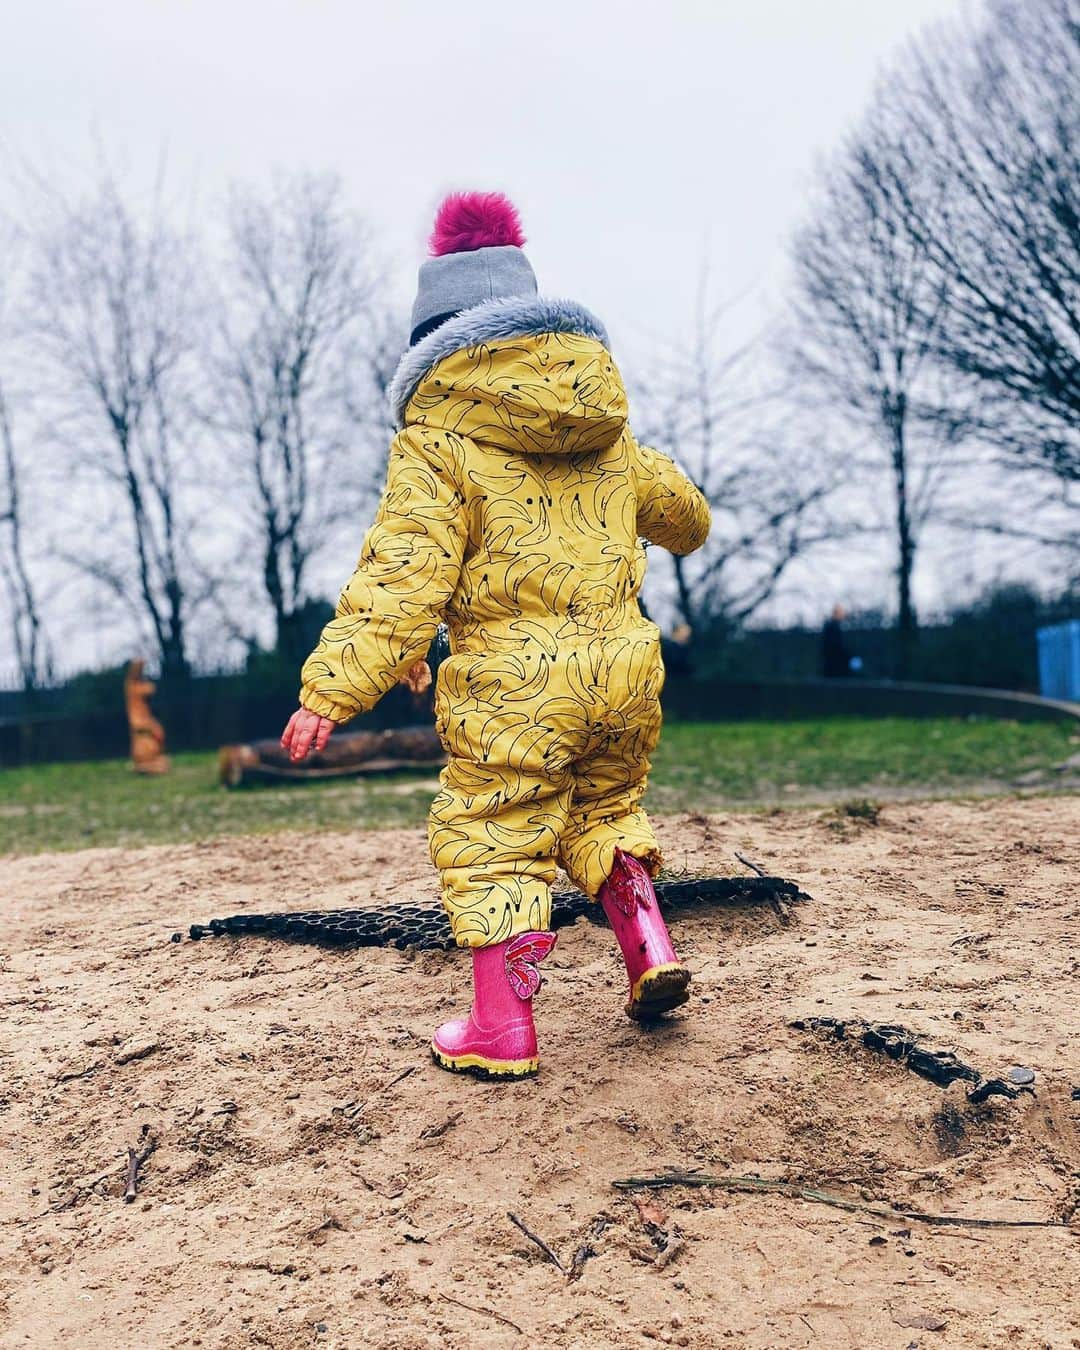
1;796;1078;1349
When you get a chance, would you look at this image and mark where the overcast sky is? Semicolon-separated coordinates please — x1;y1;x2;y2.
5;0;964;346
7;0;996;663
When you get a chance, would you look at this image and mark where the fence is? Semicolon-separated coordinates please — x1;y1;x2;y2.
3;669;1077;770
0;672;430;769
3;590;1078;768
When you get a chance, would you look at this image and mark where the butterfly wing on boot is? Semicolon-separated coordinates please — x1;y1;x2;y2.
504;931;558;1000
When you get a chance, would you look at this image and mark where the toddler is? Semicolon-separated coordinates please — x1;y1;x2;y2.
282;192;710;1078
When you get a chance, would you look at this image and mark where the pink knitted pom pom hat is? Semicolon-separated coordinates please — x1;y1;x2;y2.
429;192;526;256
409;190;537;345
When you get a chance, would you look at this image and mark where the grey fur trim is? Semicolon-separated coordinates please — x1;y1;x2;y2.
388;295;610;427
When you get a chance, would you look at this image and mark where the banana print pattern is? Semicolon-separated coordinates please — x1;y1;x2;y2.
301;322;711;948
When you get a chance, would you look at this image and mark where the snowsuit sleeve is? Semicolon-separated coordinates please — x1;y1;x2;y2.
299;427;468;723
633;440;711;556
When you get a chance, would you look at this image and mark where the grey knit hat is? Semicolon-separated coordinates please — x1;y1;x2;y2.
409;192;537;345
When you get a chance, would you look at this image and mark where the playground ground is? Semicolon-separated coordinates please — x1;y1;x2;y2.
1;777;1077;1347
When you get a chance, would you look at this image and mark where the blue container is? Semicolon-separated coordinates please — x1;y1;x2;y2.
1037;620;1080;702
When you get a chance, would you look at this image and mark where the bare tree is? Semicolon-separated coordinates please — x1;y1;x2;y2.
27;174;202;680
637;286;840;644
789;112;968;675
0;236;50;690
207;173;390;661
880;0;1080;485
0;378;49;689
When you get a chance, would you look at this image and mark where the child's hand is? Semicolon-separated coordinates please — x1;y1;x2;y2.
280;708;336;762
401;659;432;695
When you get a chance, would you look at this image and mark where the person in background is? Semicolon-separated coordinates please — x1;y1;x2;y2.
822;604;852;678
662;622;694;677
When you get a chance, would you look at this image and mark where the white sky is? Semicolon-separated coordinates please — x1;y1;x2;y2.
6;0;1004;664
5;0;963;343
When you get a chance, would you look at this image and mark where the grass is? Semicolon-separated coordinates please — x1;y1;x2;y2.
0;717;1075;857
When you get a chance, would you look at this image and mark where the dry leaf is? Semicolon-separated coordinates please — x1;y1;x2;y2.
633;1195;669;1229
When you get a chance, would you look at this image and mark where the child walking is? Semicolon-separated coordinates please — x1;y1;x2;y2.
281;192;711;1079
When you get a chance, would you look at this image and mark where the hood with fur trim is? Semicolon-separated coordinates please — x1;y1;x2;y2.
388;296;627;457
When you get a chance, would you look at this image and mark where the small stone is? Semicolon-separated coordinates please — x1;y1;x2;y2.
115;1039;161;1065
1006;1065;1035;1086
891;1309;947;1332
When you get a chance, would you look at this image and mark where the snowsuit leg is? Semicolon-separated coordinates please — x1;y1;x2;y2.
428;651;582;948
428;753;573;947
558;696;663;898
429;633;666;945
557;628;666;896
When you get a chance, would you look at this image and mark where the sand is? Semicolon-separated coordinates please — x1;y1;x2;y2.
1;796;1078;1348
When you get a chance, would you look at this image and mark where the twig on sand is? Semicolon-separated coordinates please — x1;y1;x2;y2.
611;1172;1069;1230
568;1242;595;1280
339;1065;416;1120
508;1211;568;1274
568;1215;610;1281
420;1110;463;1142
52;1061;103;1086
652;1234;685;1270
50;1162;125;1213
734;851;769;878
123;1127;157;1203
733;853;792;922
439;1292;523;1334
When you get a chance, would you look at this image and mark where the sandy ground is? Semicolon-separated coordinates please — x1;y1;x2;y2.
1;796;1078;1350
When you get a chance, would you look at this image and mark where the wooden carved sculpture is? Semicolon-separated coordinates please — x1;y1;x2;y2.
124;659;170;775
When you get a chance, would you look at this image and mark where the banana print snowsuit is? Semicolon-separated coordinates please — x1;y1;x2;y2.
300;298;710;948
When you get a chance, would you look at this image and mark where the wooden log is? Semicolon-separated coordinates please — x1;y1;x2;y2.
219;725;446;787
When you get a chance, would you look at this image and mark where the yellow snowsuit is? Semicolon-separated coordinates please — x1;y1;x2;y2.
300;313;710;947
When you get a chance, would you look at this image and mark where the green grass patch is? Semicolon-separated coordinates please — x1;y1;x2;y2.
647;716;1076;812
0;717;1074;857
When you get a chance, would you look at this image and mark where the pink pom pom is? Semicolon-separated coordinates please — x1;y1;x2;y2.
429;191;526;256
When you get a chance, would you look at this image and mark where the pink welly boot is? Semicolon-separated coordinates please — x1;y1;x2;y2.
431;931;557;1079
598;849;690;1021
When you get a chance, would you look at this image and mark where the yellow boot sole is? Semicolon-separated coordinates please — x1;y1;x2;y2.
627;962;691;1022
430;1044;539;1080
